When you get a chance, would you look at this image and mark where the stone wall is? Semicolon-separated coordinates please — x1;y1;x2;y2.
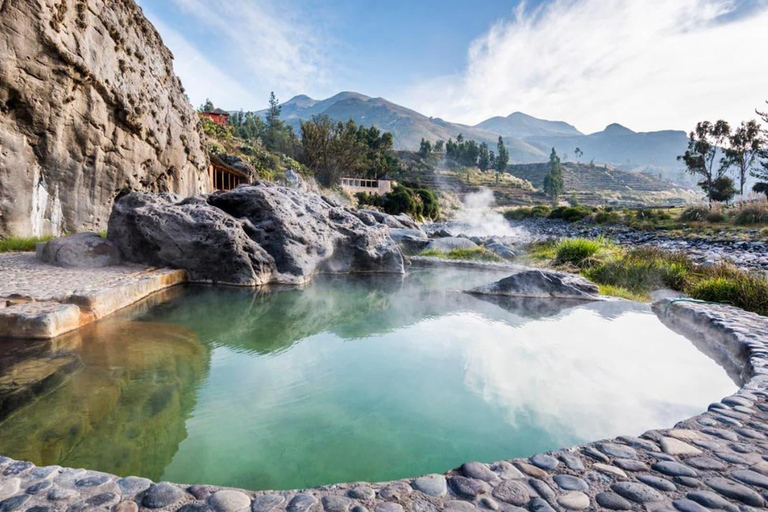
0;0;210;237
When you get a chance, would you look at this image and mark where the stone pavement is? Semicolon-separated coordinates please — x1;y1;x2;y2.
0;253;187;339
0;299;768;510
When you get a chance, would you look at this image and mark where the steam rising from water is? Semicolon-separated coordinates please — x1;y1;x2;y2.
449;189;529;240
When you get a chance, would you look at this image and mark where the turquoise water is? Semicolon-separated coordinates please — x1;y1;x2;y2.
0;268;736;491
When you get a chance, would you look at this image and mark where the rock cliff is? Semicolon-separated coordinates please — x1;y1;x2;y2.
0;0;209;237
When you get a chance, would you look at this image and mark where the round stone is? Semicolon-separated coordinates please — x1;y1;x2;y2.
288;494;318;512
29;466;59;480
613;459;648;472
350;506;368;512
142;483;186;509
0;479;20;501
178;504;215;512
412;475;447;497
558;453;585;471
47;488;78;501
0;495;29;512
684;457;726;471
636;474;676;492
557;492;590;510
449;476;488;498
553;474;588;492
705;477;765;507
582;447;609;463
2;461;33;477
322;496;352;512
252;494;285;512
529;497;555;512
117;476;152;496
27;507;55;512
443;501;476;512
115;502;141;512
478;497;498;510
595;492;632;510
514;462;546;478
69;492;120;511
530;454;559;471
714;451;747;464
672;499;708;512
651;461;699;477
347;487;374;501
491;480;529;506
189;486;213;500
611;482;665;503
592;463;627;479
673;476;701;488
379;482;410;501
661;438;702;456
686;490;733;509
25;480;51;495
374;503;403;512
209;490;252;512
492;462;524;480
75;473;111;488
528;479;554;501
731;469;768;488
598;443;637;459
461;462;496;482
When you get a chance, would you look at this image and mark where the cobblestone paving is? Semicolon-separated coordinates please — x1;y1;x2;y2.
1;299;768;511
0;253;161;302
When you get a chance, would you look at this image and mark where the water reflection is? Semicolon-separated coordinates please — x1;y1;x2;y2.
0;268;738;491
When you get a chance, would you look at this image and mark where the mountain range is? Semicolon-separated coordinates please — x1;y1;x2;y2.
257;92;688;169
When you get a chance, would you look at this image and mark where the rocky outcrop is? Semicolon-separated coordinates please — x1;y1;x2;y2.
108;183;405;285
468;269;600;300
424;237;480;253
37;232;121;268
0;0;209;238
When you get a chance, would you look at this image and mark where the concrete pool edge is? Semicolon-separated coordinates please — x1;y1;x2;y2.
2;299;768;511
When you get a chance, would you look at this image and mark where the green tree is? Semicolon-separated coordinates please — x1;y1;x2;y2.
543;147;565;202
722;120;763;198
751;104;768;198
434;140;445;153
200;98;215;113
495;137;509;185
678;120;731;208
419;138;433;158
574;147;583;161
478;143;491;171
706;175;737;203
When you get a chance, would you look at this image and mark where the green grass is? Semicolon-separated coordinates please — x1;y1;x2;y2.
689;267;768;316
597;284;649;302
554;238;608;267
419;247;503;262
0;236;53;253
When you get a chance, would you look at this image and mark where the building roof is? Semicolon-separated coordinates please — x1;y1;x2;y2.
211;108;230;116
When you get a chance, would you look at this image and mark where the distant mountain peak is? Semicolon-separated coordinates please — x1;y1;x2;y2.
475;111;582;139
603;123;635;134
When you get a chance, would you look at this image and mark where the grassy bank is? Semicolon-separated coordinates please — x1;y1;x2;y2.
522;237;768;315
419;247;503;262
0;236;52;253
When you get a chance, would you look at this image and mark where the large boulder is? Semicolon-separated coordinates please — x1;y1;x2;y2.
0;0;209;238
389;228;430;254
424;237;480;253
37;232;121;268
108;184;405;285
468;269;600;300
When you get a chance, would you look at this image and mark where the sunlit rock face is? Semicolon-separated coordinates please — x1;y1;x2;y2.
0;321;209;480
0;0;209;237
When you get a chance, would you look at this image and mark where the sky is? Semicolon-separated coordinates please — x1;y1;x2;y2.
135;0;768;134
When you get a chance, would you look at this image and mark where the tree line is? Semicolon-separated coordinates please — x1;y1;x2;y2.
679;103;768;206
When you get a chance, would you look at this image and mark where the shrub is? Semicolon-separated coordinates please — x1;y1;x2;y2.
679;206;709;222
549;206;592;223
0;236;53;253
634;209;671;222
554;238;604;267
585;247;692;293
690;271;768;316
733;204;768;225
706;211;726;223
594;211;622;224
358;185;440;221
420;247;502;262
503;205;551;220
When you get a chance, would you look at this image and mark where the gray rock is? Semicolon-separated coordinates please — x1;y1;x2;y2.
731;469;768;488
389;229;429;254
651;461;699;477
491;480;529;506
673;476;701;488
142;483;186;509
443;501;476;512
610;482;665;503
179;504;216;512
529;498;555;512
598;443;637;459
613;458;648;472
595;492;632;510
252;494;285;512
557;453;585;471
74;473;111;488
424;237;480;253
527;479;554;501
684;457;726;471
374;503;403;512
529;454;559;471
686;490;733;509
25;480;51;495
461;462;497;482
109;186;404;285
705;477;765;507
68;492;120;511
468;270;599;300
208;490;252;512
553;475;588;492
117;476;152;496
1;461;32;477
288;494;318;512
0;495;29;512
448;476;489;498
37;233;120;268
672;499;708;512
321;496;352;512
347;487;375;501
0;0;209;239
484;242;516;260
412;474;447;497
379;482;410;501
636;474;676;492
478;497;498;510
557;492;590;510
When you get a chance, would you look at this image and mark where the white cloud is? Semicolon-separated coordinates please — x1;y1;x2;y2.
403;0;768;133
138;0;334;111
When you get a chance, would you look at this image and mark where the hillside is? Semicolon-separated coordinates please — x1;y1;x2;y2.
260;93;548;162
475;112;583;138
507;162;698;206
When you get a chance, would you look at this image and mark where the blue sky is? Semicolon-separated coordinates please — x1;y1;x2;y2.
136;0;768;133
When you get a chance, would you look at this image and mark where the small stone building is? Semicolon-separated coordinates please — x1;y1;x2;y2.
340;178;397;196
200;108;230;126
